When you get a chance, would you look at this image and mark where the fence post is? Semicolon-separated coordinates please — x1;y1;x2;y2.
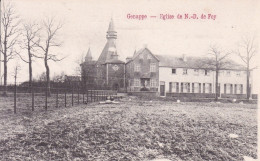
72;88;74;106
94;90;96;102
91;90;93;102
14;84;17;114
77;88;80;104
32;87;34;111
97;91;99;101
83;89;85;103
65;90;67;107
87;89;88;103
56;89;59;108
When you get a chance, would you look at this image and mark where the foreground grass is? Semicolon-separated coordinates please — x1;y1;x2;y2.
0;97;257;161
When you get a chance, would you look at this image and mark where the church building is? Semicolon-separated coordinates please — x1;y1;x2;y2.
81;19;125;90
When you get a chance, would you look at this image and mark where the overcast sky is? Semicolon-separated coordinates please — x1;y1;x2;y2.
1;0;259;90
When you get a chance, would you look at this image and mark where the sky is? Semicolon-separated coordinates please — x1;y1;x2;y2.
1;0;259;92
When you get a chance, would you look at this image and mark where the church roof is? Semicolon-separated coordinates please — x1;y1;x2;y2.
107;18;115;32
97;39;118;64
86;48;92;58
97;18;124;64
85;48;92;61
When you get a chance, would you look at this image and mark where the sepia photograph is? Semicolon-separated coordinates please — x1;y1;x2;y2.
0;0;259;160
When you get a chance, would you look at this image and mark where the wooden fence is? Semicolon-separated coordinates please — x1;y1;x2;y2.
2;86;117;114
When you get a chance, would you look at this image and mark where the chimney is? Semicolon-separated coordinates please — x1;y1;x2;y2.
182;54;187;62
143;44;148;48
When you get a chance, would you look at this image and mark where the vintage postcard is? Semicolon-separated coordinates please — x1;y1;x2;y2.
0;0;259;160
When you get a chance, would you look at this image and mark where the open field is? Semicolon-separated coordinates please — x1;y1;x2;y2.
0;96;257;161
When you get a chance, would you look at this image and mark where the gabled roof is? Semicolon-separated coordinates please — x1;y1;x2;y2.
126;47;159;64
156;55;246;71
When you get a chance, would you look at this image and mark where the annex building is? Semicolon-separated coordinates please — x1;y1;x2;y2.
81;19;254;98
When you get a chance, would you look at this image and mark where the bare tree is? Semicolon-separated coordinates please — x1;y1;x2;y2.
16;22;41;89
1;2;20;96
235;35;258;100
35;17;64;96
203;45;231;101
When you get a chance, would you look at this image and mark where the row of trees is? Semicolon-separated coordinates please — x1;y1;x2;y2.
1;1;64;96
203;35;257;101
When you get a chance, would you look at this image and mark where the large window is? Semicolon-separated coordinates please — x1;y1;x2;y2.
235;84;243;94
150;63;156;72
193;83;200;93
225;83;233;94
203;83;212;93
134;79;140;87
170;82;179;93
134;64;140;72
181;82;190;93
150;79;157;87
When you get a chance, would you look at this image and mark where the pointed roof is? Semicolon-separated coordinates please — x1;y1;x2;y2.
126;47;159;64
86;48;92;58
98;19;123;64
108;18;115;32
106;18;117;39
97;39;118;64
85;48;92;61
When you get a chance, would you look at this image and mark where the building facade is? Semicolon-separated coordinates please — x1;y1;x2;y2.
157;54;249;97
81;19;254;98
126;48;159;92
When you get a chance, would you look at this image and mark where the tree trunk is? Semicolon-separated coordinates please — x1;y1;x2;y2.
3;54;7;96
246;69;250;100
2;38;8;96
28;53;32;89
44;57;51;96
215;70;219;101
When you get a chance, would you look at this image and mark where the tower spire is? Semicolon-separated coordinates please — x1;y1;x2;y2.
106;18;117;39
85;48;92;62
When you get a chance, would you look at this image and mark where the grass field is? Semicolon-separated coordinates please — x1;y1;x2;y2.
0;96;257;161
